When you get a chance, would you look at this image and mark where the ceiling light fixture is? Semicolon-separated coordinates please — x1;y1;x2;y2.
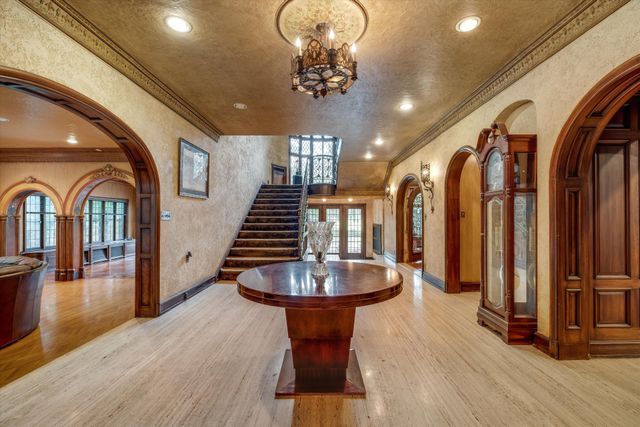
399;102;414;111
165;16;192;33
364;152;373;160
66;134;78;145
0;117;9;123
456;16;481;33
374;138;384;146
291;23;358;99
322;198;327;202
348;197;353;202
233;103;248;110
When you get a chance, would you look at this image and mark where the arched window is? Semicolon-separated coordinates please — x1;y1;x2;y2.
23;193;56;251
412;193;423;253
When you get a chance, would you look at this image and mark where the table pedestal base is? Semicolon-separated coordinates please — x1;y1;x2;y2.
275;349;365;397
274;308;366;397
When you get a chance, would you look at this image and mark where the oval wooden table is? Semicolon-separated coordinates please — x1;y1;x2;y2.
237;261;403;397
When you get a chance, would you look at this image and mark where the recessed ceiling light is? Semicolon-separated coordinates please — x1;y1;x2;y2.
233;103;248;110
348;197;353;202
0;117;9;123
399;102;414;111
456;16;481;33
374;138;384;146
365;152;373;160
165;16;192;33
322;198;327;202
66;135;78;144
95;148;102;152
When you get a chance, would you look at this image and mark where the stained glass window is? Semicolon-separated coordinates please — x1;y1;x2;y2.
289;135;342;184
347;208;362;254
23;194;57;251
325;208;340;254
412;194;423;253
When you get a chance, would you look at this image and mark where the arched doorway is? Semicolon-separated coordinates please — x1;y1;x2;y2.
395;174;423;265
0;68;160;317
550;55;640;359
445;146;481;293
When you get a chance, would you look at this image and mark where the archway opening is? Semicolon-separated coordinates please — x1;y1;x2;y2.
551;55;640;359
395;174;423;267
445;147;481;293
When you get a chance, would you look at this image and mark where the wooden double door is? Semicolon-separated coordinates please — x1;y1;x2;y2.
307;204;365;259
588;97;640;354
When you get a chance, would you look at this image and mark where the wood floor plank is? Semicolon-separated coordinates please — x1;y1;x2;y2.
1;257;639;426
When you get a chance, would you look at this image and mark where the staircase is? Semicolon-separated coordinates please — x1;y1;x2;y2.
218;184;306;282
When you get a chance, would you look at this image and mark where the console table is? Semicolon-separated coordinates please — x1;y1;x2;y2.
237;261;403;397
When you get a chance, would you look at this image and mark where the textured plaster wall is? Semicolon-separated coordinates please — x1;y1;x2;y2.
384;1;640;336
0;1;289;300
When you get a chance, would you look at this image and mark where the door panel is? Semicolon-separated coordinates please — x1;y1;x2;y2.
591;139;640;342
325;208;341;255
306;204;365;259
343;206;365;259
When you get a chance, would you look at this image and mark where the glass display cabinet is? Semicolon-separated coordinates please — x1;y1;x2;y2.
477;123;537;344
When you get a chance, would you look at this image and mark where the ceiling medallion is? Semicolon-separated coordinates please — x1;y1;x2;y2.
277;0;367;99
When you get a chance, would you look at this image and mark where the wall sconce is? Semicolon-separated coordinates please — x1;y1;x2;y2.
420;161;435;213
385;184;394;214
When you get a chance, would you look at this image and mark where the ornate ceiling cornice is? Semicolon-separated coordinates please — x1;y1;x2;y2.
390;0;630;168
17;0;223;141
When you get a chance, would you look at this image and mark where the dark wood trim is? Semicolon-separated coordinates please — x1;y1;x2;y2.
0;148;126;163
460;281;480;292
0;67;161;317
533;332;551;356
421;270;444;291
550;55;640;359
444;146;480;294
159;274;217;314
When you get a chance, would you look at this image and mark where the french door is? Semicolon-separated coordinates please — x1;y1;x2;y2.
307;204;365;259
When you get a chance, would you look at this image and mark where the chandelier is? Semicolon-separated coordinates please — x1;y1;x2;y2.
291;23;358;99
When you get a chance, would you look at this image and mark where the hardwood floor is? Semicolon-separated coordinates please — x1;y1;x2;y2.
0;257;134;387
1;258;640;426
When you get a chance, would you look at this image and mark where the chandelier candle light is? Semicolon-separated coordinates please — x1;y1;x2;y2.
291;23;358;98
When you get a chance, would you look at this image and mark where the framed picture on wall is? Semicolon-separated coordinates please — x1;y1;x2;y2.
178;138;210;199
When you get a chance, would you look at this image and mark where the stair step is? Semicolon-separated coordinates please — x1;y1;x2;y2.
259;188;302;193
242;223;299;231
219;267;247;281
255;193;301;199
234;238;298;247
248;209;298;217
251;204;299;211
253;198;301;205
237;230;299;239
245;216;298;224
262;185;302;189
224;256;298;268
229;247;299;257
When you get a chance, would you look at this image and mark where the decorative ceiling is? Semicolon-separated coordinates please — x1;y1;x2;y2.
23;0;622;161
0;87;117;148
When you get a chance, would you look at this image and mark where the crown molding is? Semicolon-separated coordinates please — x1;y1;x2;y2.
0;147;127;162
17;0;223;141
390;0;630;167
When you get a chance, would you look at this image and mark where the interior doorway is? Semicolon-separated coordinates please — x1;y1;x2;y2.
395;175;423;265
551;55;640;359
271;164;287;185
445;147;481;293
307;204;365;259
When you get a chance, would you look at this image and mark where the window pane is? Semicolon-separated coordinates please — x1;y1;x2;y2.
92;212;102;242
92;200;102;214
104;214;114;242
514;152;535;188
116;202;125;214
313;139;323;156
25;212;41;250
44;212;56;248
486;197;504;309
306;208;320;223
412;194;423;253
290;138;299;154
115;215;125;240
514;193;536;316
347;208;362;254
104;201;114;214
487;150;504;192
325;208;340;254
84;214;90;243
301;139;311;155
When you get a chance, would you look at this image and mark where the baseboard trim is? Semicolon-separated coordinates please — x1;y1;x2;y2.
533;332;551;356
159;274;217;314
383;251;397;263
460;281;480;292
421;270;445;291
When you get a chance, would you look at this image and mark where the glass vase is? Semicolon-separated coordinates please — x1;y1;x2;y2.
306;221;335;277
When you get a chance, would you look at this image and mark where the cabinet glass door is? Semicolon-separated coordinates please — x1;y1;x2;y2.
486;197;504;310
